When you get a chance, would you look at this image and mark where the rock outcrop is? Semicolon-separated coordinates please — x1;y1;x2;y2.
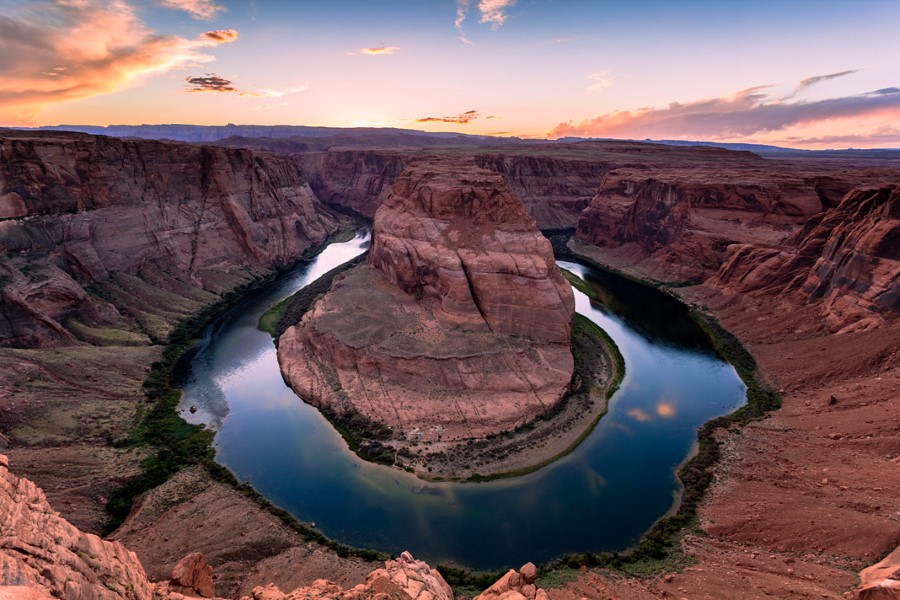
248;552;453;600
852;545;900;599
0;131;339;348
278;159;575;450
712;185;899;332
0;453;154;599
474;562;547;600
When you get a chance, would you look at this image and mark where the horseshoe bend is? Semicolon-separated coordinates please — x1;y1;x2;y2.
276;159;590;477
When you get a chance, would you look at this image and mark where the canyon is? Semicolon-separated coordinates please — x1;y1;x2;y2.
0;128;897;599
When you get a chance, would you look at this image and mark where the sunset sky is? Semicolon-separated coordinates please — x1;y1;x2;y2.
2;0;899;148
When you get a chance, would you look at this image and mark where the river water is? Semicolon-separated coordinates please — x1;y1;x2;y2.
178;230;746;570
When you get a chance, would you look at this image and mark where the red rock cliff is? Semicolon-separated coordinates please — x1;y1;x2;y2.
0;131;339;348
712;185;899;333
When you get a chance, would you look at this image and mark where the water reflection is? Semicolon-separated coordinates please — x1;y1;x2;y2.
177;232;746;569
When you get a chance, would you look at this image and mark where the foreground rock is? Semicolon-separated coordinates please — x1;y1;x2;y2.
279;158;574;460
249;551;453;600
0;453;153;599
853;545;900;599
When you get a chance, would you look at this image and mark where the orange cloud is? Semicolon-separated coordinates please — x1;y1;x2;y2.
161;0;224;20
656;401;676;418
549;85;900;141
0;1;237;122
361;46;400;55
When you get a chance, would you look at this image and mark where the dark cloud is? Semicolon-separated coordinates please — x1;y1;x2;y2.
185;73;237;92
416;110;480;124
201;29;238;43
549;86;900;140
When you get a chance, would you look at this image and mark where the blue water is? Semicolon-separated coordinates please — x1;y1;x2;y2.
178;231;746;570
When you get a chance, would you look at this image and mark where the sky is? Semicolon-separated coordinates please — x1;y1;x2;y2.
1;0;900;148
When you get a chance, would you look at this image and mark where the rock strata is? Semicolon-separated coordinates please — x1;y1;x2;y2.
0;131;339;348
712;185;899;332
278;158;575;451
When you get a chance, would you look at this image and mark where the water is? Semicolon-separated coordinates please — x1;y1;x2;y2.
178;231;746;570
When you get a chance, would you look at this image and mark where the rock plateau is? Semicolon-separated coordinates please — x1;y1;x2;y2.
278;158;575;448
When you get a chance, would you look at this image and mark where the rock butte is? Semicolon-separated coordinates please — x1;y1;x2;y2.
278;158;575;444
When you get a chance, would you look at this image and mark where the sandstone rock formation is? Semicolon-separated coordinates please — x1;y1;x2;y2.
712;185;899;332
852;545;900;599
474;562;547;600
0;131;339;348
0;453;154;599
574;166;831;282
278;159;575;449
169;553;216;598
248;552;453;600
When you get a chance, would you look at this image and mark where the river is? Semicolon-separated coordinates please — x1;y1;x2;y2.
178;230;746;570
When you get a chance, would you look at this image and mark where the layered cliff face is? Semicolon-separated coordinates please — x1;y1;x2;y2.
472;154;609;229
0;131;339;348
278;159;575;448
712;185;899;333
296;151;408;218
298;150;609;229
574;168;832;281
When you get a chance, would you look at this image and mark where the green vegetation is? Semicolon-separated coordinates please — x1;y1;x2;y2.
65;319;150;347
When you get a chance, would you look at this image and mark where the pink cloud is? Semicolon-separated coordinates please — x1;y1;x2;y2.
160;0;224;20
549;86;900;140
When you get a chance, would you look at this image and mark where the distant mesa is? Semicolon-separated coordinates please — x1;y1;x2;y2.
277;158;575;453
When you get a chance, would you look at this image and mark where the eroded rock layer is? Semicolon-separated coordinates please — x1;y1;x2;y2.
712;185;899;333
0;131;339;348
279;159;575;443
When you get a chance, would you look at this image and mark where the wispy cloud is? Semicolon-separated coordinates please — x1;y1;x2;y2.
549;85;900;140
240;85;308;98
417;109;480;124
586;71;615;94
160;0;224;20
478;0;516;29
627;408;651;423
796;69;859;93
185;73;236;92
455;0;472;44
454;0;516;43
0;0;237;122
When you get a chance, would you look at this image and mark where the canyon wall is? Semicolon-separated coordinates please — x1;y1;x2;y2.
0;131;340;348
278;158;575;449
712;185;899;333
298;150;609;229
